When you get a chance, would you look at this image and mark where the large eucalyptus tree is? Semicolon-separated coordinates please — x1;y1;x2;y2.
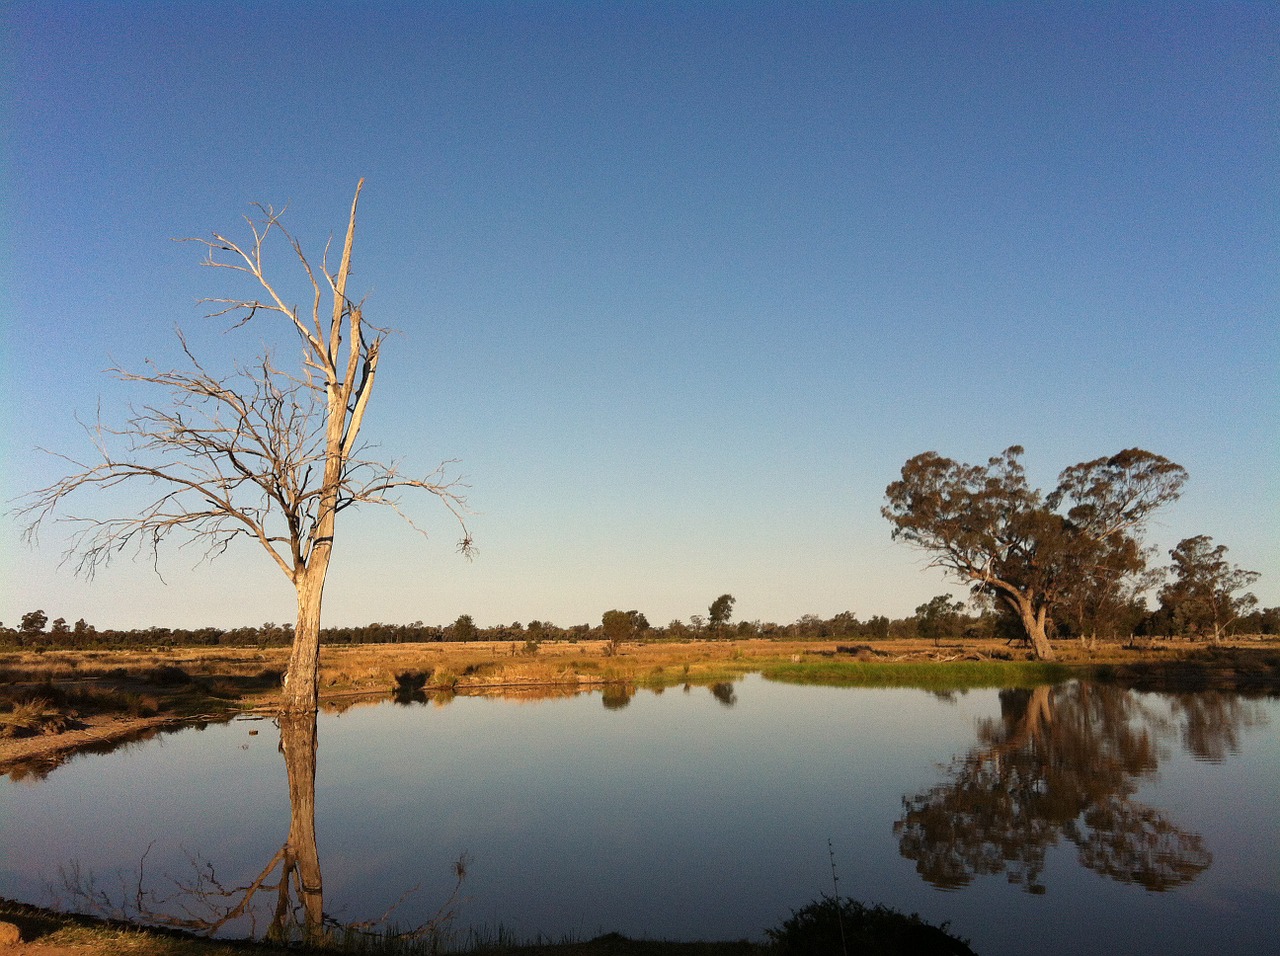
883;446;1186;660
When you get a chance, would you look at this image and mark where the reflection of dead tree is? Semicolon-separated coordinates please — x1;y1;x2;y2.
17;181;472;714
57;844;310;942
54;714;467;948
54;714;324;943
343;853;470;954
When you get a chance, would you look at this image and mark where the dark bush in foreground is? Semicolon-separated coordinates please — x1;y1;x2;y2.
767;896;976;956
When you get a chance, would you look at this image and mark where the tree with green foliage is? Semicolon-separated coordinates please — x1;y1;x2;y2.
915;595;965;647
1158;536;1260;642
884;446;1187;660
19;610;47;637
450;614;478;642
708;593;736;635
601;609;648;654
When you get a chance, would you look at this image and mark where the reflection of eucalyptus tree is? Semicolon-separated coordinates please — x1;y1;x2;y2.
601;684;635;710
710;682;738;707
1169;691;1269;763
895;683;1212;894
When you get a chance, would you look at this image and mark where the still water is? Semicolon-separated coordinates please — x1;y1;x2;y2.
2;676;1277;955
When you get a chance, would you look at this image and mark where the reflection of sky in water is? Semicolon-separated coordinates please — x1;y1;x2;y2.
1;677;1276;955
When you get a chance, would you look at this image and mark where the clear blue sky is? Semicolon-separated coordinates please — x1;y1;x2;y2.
2;2;1276;630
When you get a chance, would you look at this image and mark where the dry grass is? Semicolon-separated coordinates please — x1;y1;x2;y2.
4;636;1277;714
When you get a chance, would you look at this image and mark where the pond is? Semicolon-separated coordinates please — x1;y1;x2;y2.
2;675;1277;955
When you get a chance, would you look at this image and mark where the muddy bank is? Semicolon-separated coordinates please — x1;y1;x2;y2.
0;712;239;780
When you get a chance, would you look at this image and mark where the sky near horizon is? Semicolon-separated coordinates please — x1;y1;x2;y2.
1;2;1276;631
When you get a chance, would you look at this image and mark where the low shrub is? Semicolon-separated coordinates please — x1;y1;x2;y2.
201;680;242;699
124;693;159;718
768;895;976;956
0;697;74;738
395;671;431;692
146;664;193;686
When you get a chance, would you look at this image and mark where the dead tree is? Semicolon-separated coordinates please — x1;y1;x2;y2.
18;180;472;712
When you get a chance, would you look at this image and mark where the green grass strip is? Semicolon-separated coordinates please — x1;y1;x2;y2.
761;659;1076;690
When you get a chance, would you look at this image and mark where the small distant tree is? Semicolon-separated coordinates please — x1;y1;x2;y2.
450;614;478;642
20;610;47;637
708;594;736;636
1158;536;1260;643
666;619;691;640
914;595;965;647
829;611;860;639
601;609;642;655
16;182;472;713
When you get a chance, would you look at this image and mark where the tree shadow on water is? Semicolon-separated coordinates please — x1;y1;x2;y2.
894;682;1225;893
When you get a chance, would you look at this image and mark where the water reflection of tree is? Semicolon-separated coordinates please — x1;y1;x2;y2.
1168;691;1268;763
895;683;1215;894
710;682;738;707
58;715;325;942
58;714;465;946
601;683;635;710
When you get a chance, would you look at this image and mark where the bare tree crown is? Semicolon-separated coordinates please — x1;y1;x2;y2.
18;180;472;585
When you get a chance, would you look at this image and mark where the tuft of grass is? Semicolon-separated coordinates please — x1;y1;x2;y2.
431;670;459;692
0;698;74;738
123;693;160;718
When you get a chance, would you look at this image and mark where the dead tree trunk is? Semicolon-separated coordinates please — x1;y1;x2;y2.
286;568;329;713
278;713;324;943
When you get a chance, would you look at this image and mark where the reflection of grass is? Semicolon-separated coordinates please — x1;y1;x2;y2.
762;660;1073;690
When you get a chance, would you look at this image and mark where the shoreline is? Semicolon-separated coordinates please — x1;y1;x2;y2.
4;637;1277;775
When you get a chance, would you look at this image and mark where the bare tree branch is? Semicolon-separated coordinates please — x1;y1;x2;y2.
14;181;472;712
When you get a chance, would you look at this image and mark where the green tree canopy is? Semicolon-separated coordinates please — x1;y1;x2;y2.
708;594;736;633
450;614;478;642
884;446;1186;660
1158;535;1260;642
914;595;965;646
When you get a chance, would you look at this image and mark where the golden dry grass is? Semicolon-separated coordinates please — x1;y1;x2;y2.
4;635;1277;710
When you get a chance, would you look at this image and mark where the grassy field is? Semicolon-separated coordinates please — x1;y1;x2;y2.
3;635;1277;774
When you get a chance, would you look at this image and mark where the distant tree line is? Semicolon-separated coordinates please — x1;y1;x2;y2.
4;590;1275;652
